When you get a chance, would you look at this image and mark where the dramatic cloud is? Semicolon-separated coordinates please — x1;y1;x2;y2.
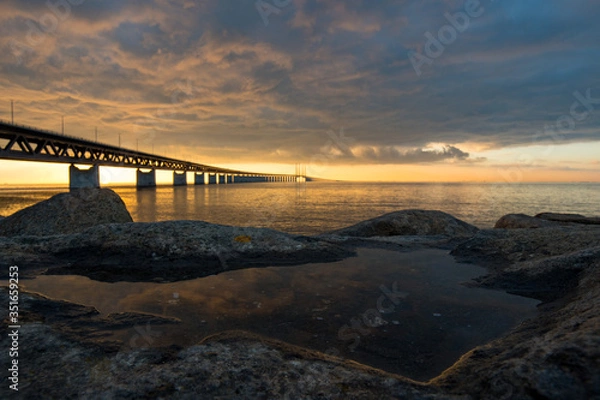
0;0;599;168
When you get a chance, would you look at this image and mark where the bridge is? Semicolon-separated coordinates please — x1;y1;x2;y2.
0;120;306;189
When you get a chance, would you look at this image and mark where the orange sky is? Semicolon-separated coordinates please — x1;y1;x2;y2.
0;1;599;184
1;155;598;185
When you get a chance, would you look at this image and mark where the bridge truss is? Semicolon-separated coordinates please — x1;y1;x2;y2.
0;121;283;177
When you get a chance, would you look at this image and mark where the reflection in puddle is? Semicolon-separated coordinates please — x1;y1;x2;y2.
22;248;539;381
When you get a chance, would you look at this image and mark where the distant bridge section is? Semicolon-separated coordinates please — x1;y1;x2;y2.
0;121;305;188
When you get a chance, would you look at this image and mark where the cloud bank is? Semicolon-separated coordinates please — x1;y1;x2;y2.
0;0;599;167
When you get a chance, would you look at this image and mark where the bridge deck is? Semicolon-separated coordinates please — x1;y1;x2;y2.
0;120;291;177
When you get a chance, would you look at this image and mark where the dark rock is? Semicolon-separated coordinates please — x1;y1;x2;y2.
0;314;457;399
0;188;133;237
326;210;479;238
442;223;600;398
1;208;599;398
0;220;354;282
0;288;180;354
494;214;557;229
470;246;600;302
433;252;600;399
535;212;600;225
451;226;600;270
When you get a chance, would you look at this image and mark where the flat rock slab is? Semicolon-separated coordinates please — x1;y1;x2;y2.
0;220;354;282
451;226;600;270
0;288;179;353
470;246;600;301
535;212;600;225
325;210;479;238
494;213;600;229
494;213;558;229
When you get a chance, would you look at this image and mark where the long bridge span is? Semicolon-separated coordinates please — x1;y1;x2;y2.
0;121;305;189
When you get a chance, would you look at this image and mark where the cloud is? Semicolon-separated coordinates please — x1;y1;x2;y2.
0;0;598;167
341;144;475;164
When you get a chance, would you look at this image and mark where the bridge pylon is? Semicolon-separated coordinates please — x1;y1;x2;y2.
69;164;100;190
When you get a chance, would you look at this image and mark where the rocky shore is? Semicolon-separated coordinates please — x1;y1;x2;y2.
0;189;354;282
1;189;598;399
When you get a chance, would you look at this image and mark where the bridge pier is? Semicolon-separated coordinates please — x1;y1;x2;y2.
246;176;265;183
137;169;156;188
69;164;100;190
173;171;187;186
194;173;205;185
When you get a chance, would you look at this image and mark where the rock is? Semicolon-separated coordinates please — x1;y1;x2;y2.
326;210;479;238
451;226;600;270
433;251;600;399
470;246;600;302
0;288;180;354
494;214;557;229
0;188;133;237
83;332;458;400
535;212;600;225
494;213;600;229
442;224;600;398
0;290;458;400
0;220;354;282
1;208;599;398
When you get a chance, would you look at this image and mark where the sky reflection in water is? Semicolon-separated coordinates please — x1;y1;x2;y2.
23;248;539;381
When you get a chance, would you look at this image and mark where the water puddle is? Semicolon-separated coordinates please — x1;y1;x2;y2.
21;248;539;381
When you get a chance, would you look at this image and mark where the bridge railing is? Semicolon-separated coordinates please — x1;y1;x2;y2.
0;119;303;178
0;118;166;157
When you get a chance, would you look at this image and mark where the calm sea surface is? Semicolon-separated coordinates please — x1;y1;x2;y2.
1;182;598;234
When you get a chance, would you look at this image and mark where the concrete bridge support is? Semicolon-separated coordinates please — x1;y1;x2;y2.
137;169;156;188
194;173;205;185
69;164;100;189
173;171;187;186
208;174;217;184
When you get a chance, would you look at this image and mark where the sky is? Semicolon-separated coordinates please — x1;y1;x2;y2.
0;0;599;184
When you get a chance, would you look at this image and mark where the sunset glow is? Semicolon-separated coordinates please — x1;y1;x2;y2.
0;0;598;184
